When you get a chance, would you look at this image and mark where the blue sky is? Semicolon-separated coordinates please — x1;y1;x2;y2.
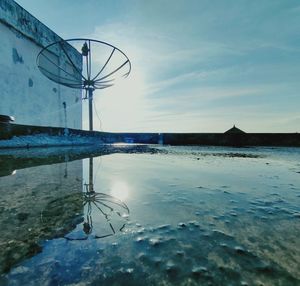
16;0;300;132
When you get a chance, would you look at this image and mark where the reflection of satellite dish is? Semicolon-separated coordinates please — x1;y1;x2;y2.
36;38;131;131
65;157;129;241
65;189;130;241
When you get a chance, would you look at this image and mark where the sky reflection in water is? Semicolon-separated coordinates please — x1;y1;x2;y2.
1;146;300;286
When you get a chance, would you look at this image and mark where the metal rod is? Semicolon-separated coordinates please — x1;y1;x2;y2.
88;88;93;131
39;53;81;81
91;47;115;81
94;60;129;82
58;42;87;81
88;40;92;79
89;157;93;192
38;66;83;87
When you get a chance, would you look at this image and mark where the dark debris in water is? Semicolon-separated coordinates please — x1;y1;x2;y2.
196;152;265;159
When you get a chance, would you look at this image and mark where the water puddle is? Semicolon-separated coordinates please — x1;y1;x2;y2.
0;146;299;285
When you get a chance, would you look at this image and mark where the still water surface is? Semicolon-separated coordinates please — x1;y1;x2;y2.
0;146;300;285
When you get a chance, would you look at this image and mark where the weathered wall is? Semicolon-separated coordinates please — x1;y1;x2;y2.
0;0;82;129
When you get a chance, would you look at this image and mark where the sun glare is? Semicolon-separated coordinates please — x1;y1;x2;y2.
90;69;149;132
110;180;130;201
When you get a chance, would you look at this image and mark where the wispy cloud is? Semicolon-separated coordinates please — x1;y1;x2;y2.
81;1;300;132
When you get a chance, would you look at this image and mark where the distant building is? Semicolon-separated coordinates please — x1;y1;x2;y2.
224;125;246;134
0;0;82;129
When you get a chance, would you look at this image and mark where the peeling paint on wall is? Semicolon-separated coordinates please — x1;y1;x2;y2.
28;78;33;87
12;48;23;64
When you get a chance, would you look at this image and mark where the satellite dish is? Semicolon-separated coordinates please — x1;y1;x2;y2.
37;38;131;131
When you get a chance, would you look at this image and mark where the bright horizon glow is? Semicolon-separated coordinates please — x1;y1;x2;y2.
83;68;149;132
16;0;300;133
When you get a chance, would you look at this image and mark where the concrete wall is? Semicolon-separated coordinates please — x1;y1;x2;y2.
1;122;299;147
161;133;300;147
0;0;82;129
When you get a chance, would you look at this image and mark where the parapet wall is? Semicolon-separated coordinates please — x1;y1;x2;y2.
1;123;299;147
0;0;82;129
161;133;300;147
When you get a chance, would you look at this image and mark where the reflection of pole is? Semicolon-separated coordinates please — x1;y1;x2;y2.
88;88;93;131
89;157;93;192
